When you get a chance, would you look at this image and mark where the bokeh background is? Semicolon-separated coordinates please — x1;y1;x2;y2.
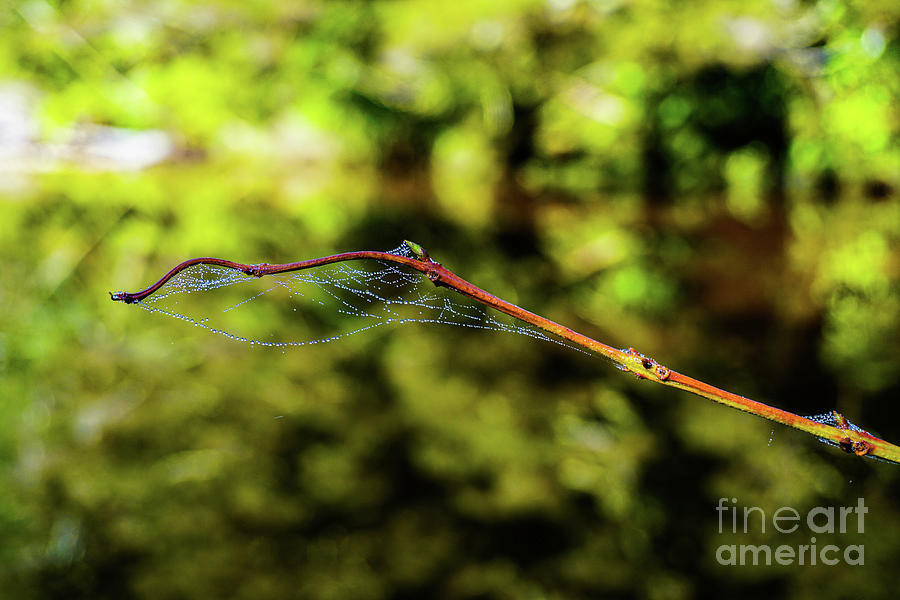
3;0;900;598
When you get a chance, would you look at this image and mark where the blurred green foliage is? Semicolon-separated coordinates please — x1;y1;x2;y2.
3;0;900;598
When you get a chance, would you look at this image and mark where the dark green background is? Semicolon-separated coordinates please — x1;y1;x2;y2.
2;1;900;598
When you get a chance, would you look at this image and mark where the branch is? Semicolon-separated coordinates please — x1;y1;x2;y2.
110;241;900;464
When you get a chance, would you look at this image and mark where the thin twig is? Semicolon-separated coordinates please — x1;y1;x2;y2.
110;241;900;464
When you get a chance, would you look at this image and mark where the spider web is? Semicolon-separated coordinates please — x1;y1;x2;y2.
126;243;585;352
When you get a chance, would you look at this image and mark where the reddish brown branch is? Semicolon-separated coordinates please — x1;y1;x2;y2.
110;242;900;464
109;252;424;303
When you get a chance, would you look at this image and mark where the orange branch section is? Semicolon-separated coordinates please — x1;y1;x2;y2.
111;242;900;465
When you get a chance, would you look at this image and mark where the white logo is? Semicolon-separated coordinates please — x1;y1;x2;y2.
714;497;866;566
